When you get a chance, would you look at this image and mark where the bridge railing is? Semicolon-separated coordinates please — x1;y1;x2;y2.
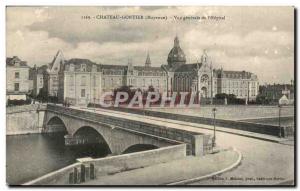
46;104;213;155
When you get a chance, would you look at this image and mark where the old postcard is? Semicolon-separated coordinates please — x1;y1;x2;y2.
6;6;295;186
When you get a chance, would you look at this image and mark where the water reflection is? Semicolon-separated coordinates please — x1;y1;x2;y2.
6;133;110;185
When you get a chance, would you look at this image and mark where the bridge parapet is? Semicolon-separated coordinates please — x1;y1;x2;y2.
45;104;213;156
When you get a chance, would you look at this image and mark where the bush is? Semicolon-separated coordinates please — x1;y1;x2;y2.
214;93;246;105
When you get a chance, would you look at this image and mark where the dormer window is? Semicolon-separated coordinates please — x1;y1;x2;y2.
70;64;74;71
14;61;20;66
81;64;86;72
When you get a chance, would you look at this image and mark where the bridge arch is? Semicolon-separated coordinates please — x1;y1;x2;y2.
72;126;112;155
44;116;68;134
122;144;158;154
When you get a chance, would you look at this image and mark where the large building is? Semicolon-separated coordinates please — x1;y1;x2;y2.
63;58;102;105
100;54;167;93
213;69;259;101
6;56;33;100
31;36;260;105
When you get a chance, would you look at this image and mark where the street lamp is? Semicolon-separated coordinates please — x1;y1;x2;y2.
212;107;217;147
94;97;96;113
278;104;282;138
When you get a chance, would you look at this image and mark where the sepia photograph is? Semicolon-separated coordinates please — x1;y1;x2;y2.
5;6;295;186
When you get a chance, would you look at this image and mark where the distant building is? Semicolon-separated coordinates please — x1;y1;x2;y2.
8;36;260;105
100;56;167;94
63;58;102;105
213;69;259;101
259;81;294;104
6;56;33;100
47;50;65;101
32;64;48;97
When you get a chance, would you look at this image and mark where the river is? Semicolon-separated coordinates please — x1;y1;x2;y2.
6;133;110;185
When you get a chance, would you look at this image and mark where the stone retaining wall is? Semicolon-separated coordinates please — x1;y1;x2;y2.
102;107;294;137
24;144;186;185
6;104;45;135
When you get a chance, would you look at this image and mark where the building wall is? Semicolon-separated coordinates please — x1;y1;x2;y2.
101;74;125;93
101;70;167;93
6;66;32;94
33;73;44;96
134;75;167;92
48;73;59;96
64;71;102;105
216;78;259;100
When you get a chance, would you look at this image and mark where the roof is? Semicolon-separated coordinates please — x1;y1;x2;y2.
6;56;29;67
167;36;186;64
37;65;48;74
134;66;164;72
174;63;201;72
49;50;64;71
64;58;101;72
100;65;127;70
214;69;255;79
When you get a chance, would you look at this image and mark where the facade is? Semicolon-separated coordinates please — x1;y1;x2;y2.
213;69;259;101
95;36;259;103
63;58;102;105
259;81;294;104
6;56;33;100
32;65;48;96
8;36;260;105
100;55;167;94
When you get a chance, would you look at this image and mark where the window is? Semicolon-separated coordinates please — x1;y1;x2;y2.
15;72;20;79
102;78;105;87
93;76;97;86
81;64;86;72
14;83;19;91
69;75;74;85
81;76;86;86
70;64;74;71
81;89;86;97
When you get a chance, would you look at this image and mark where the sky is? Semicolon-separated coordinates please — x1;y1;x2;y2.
6;6;294;84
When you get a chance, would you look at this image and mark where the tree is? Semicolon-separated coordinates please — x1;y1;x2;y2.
36;88;49;102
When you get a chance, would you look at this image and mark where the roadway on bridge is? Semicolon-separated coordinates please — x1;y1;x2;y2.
74;106;294;185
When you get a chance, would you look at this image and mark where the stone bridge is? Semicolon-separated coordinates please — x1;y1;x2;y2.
43;104;212;156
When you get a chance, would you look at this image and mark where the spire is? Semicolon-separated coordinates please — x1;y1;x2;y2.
128;58;132;66
145;52;151;67
127;58;133;71
174;35;180;47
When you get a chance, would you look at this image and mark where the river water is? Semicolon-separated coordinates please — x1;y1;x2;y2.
6;133;110;185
